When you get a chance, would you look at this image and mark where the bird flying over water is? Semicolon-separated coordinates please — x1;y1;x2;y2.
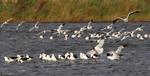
16;21;25;30
1;18;13;28
113;10;141;23
29;21;39;32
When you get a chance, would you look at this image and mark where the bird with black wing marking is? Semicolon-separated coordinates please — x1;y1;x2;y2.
107;44;127;60
113;10;141;23
86;39;105;56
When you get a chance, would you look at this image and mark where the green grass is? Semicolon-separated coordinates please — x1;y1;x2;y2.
0;0;149;22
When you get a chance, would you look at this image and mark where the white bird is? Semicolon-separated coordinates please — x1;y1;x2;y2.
120;35;129;41
85;36;90;41
87;20;93;30
136;34;141;38
17;54;33;63
139;36;144;40
86;49;97;56
80;52;89;60
144;34;148;39
1;18;13;28
57;23;65;34
94;39;105;54
107;45;125;60
115;45;125;54
89;53;99;59
136;27;144;32
74;30;80;35
107;51;122;60
39;53;53;61
113;10;140;23
80;26;87;32
16;21;25;30
135;24;144;32
58;54;65;60
40;35;44;39
50;54;57;61
71;34;76;38
106;24;113;29
102;24;113;30
64;52;70;59
90;33;96;38
77;34;81;38
86;39;105;55
94;47;104;55
39;53;46;59
130;31;135;38
49;36;53;40
130;24;144;36
67;52;77;60
4;56;18;63
29;21;39;32
64;34;68;40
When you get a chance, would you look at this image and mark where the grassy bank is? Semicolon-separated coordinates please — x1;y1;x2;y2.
0;0;150;22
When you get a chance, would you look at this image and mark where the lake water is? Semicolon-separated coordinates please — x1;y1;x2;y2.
0;22;150;76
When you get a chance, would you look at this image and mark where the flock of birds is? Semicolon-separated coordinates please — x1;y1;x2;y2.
2;10;150;64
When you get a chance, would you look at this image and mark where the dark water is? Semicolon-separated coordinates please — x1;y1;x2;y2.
0;22;150;76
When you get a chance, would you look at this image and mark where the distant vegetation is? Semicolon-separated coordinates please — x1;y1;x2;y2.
0;0;149;22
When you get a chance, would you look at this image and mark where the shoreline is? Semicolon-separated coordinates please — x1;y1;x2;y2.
0;21;150;23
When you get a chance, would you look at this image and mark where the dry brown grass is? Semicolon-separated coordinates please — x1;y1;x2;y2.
0;0;149;22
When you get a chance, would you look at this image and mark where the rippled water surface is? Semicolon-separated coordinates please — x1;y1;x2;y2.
0;22;150;76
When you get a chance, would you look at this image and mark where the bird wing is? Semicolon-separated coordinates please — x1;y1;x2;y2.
86;49;96;55
127;10;141;18
115;45;124;54
87;21;92;26
94;39;105;54
34;21;39;28
95;48;104;54
6;18;13;22
58;24;64;30
95;39;105;48
113;17;124;23
17;21;25;26
80;26;87;31
29;27;35;32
